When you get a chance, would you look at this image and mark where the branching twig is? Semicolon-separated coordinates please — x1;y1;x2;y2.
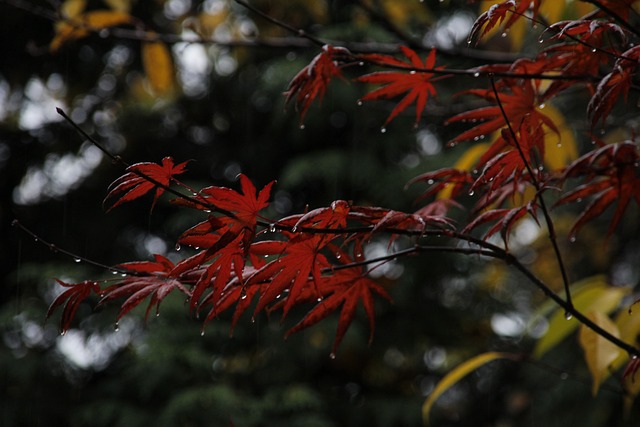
488;74;573;313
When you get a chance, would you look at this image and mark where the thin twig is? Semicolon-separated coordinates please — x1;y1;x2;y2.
11;220;132;275
487;74;573;312
234;0;325;47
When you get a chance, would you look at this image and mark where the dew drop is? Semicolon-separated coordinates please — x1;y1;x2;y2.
538;103;545;109
201;330;205;336
358;61;364;66
569;236;576;243
539;39;544;44
241;293;248;300
576;197;582;203
269;223;276;233
250;317;255;323
427;179;435;185
380;127;387;134
112;270;118;275
329;352;336;359
410;70;416;75
114;323;120;332
467;40;472;45
356;100;363;106
592;48;597;53
317;297;323;302
120;273;127;277
335;253;341;259
299;124;305;130
74;258;81;263
468;190;475;196
564;311;573;320
175;243;181;251
556;143;562;148
473;72;480;77
501;32;508;38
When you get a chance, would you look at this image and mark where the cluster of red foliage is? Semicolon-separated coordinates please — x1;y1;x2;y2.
47;0;640;364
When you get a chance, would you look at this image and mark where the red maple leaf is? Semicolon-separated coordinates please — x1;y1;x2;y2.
285;267;392;355
461;201;539;248
99;254;190;322
555;142;640;240
246;235;333;318
357;46;441;127
47;279;101;333
284;45;351;123
587;46;640;127
446;79;557;145
468;1;540;44
104;157;189;211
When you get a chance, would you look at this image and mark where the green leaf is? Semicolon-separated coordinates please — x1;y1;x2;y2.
578;311;621;395
422;352;517;425
534;275;628;358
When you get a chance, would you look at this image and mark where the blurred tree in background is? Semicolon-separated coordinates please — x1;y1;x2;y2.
2;1;640;426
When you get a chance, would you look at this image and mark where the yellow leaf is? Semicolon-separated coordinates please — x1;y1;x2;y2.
422;352;517;425
142;39;175;96
61;0;86;19
103;0;132;13
611;309;640;371
538;103;578;170
579;311;621;395
50;10;133;52
534;276;629;358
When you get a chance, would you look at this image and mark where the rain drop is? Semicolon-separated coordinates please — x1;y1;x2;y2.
473;72;480;77
538;103;545;109
112;270;118;275
114;323;120;332
592;48;597;53
501;32;508;38
74;258;81;263
175;243;181;251
357;100;363;106
564;312;573;320
427;179;435;185
201;330;205;336
358;61;364;66
410;70;416;75
299;124;305;130
317;297;323;302
556;143;562;148
569;236;576;243
329;352;336;359
539;39;544;44
380;127;387;134
468;190;475;196
269;223;276;233
250;317;256;323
